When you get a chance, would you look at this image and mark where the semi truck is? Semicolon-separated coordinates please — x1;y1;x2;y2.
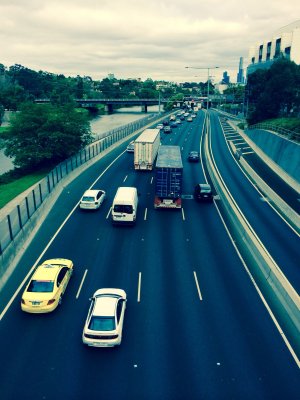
154;145;183;209
134;128;160;171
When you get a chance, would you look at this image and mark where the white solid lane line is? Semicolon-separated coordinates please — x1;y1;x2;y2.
193;271;203;301
144;208;148;220
123;175;128;182
76;269;88;299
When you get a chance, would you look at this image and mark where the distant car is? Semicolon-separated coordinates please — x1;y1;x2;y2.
187;117;193;122
21;259;74;313
156;124;164;130
169;115;176;121
163;126;172;133
180;115;185;121
82;288;127;347
126;141;135;153
162;120;169;126
188;151;200;162
194;184;213;202
191;114;196;118
184;112;189;117
175;119;181;125
170;121;177;128
80;189;106;210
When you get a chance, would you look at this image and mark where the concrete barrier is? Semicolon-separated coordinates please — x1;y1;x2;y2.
204;118;300;339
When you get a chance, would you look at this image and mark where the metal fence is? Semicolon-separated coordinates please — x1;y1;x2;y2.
248;123;300;143
0;112;162;255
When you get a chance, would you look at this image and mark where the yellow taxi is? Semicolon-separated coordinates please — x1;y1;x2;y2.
21;258;74;313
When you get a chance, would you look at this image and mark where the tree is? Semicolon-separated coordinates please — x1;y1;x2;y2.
246;58;300;124
1;103;92;170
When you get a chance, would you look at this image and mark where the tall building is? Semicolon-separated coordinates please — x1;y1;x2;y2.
221;71;230;84
237;57;245;84
247;20;300;75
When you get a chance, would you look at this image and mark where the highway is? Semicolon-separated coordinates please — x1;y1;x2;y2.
0;110;299;399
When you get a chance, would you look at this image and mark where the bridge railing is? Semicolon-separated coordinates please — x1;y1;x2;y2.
0;112;163;260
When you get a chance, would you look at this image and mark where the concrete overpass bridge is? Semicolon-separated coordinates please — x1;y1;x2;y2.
35;98;169;113
34;96;220;112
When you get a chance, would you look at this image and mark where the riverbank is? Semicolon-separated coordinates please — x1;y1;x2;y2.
0;105;161;207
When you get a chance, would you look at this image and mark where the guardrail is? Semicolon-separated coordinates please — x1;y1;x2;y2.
248;123;300;143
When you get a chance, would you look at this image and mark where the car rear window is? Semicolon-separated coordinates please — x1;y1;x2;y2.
89;316;116;331
82;196;95;202
27;280;54;293
113;205;133;214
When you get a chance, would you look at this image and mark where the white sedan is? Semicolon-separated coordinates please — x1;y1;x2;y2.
82;288;127;347
79;189;106;210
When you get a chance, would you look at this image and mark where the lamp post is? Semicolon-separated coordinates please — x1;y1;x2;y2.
185;66;219;111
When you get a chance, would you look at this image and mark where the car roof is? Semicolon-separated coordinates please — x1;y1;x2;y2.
83;189;100;197
32;262;61;281
93;295;118;317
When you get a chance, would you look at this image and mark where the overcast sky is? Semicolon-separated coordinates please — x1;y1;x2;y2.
1;0;299;83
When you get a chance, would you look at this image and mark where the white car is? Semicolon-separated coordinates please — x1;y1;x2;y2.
156;124;164;130
79;189;106;210
82;288;127;347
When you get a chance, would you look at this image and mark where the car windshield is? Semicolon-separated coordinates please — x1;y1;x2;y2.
113;205;133;214
27;280;54;293
82;196;95;202
89;316;116;331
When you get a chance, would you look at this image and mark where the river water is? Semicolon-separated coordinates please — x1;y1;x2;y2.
0;106;160;174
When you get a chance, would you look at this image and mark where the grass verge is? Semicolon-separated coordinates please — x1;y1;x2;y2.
0;171;49;209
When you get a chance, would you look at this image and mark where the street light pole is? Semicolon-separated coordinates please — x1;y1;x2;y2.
185;66;219;111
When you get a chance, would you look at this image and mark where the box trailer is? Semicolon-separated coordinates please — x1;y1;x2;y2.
154;145;183;209
134;129;160;170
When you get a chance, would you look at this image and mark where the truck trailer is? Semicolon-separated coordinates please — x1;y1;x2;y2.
134;128;160;170
154;145;183;209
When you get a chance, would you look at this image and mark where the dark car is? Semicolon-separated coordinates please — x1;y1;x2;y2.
170;121;177;128
194;184;213;202
162;120;169;126
188;151;200;162
180;115;185;121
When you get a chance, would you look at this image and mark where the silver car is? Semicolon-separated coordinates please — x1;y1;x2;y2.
82;288;127;347
79;189;106;210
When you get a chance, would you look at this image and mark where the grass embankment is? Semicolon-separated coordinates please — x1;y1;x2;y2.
238;117;300;132
0;171;50;209
263;117;300;131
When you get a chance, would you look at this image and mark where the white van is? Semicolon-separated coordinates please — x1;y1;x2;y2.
111;187;138;225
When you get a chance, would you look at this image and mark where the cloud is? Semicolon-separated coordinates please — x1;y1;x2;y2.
0;0;299;82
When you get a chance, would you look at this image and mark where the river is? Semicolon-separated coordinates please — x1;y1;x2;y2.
0;106;160;174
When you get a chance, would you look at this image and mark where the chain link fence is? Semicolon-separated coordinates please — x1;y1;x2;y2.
0;112;164;255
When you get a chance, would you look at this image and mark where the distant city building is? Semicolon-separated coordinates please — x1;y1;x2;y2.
237;57;245;84
221;71;230;84
247;20;300;76
107;73;115;80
